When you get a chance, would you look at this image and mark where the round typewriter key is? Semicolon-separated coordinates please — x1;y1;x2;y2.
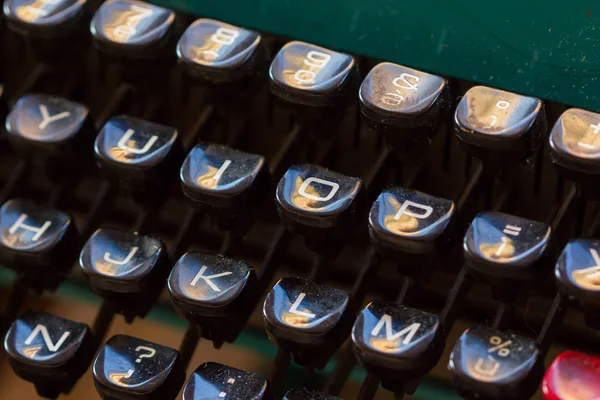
360;62;450;151
455;86;546;165
542;351;600;400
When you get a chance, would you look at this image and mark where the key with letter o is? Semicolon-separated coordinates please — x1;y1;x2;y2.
276;164;364;253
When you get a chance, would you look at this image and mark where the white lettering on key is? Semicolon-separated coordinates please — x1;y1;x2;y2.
112;4;154;42
103;247;139;265
288;293;316;319
294;50;331;85
38;105;71;130
577;123;600;150
24;324;70;353
9;214;52;242
117;129;158;155
393;200;433;221
371;314;421;345
190;266;233;292
298;177;339;202
502;225;521;236
572;248;600;289
473;356;501;377
212;160;232;182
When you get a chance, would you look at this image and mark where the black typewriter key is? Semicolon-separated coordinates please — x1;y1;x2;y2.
448;326;542;400
269;41;357;130
4;310;94;398
182;362;272;400
549;108;600;198
93;334;185;400
360;62;450;149
263;277;351;368
276;164;364;253
94;115;182;197
168;252;257;343
180;143;269;230
0;199;77;284
90;0;175;62
369;187;455;272
177;18;264;92
455;86;546;164
3;0;87;39
283;388;341;400
352;301;444;394
6;94;93;173
464;212;551;300
555;239;600;327
79;228;169;319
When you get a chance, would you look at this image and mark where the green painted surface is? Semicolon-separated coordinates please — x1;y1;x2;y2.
150;0;600;111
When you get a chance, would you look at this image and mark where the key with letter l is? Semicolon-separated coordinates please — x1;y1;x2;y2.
4;310;94;398
263;277;351;368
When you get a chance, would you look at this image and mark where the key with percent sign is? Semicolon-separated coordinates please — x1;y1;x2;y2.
93;335;186;400
448;326;543;400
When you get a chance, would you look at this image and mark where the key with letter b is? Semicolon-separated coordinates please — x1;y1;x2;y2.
4;311;94;398
448;326;542;400
352;301;444;394
93;335;185;400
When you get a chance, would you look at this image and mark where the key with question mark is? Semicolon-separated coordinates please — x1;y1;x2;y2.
135;346;156;363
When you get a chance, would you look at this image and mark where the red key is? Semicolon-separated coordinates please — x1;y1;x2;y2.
542;351;600;400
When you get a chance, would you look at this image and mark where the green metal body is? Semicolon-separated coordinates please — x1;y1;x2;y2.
151;0;600;111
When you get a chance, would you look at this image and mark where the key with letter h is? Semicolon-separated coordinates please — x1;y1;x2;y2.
263;277;351;368
0;199;77;290
4;311;94;398
79;228;170;321
352;301;444;394
168;252;258;345
94;115;183;200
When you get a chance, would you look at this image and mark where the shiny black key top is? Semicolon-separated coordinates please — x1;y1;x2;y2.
369;187;455;274
263;277;351;368
168;252;257;343
6;94;93;173
90;0;175;61
463;212;550;296
464;212;551;300
180;143;269;230
555;239;600;327
0;199;77;286
93;334;185;400
549;108;600;198
455;86;546;163
4;310;94;398
352;301;444;394
283;388;341;400
177;18;264;90
276;164;364;253
182;362;272;400
79;228;169;320
360;62;450;149
448;326;542;400
3;0;87;39
94;115;182;197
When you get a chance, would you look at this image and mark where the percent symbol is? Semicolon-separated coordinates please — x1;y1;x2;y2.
487;336;512;357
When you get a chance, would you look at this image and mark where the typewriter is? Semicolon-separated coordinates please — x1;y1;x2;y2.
0;0;598;399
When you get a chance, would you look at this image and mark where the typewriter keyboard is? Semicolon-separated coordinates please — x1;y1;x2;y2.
0;1;599;399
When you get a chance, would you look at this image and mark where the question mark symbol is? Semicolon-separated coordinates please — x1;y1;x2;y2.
135;346;156;363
